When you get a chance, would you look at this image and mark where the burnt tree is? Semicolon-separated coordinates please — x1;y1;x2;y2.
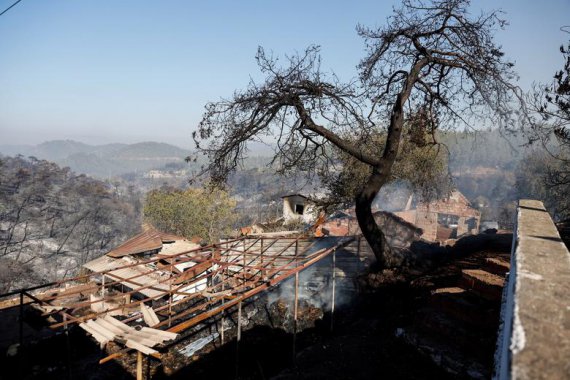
193;0;520;267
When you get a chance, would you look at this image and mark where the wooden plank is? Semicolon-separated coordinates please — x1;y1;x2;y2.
140;303;160;327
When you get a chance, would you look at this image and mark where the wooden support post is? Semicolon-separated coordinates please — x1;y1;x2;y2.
330;249;336;332
137;351;143;380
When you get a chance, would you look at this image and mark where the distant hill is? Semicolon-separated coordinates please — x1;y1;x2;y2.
0;140;192;178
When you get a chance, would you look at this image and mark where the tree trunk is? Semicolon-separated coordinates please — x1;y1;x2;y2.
354;168;392;267
355;59;427;267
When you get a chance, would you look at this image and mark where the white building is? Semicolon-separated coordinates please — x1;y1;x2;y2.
281;193;320;224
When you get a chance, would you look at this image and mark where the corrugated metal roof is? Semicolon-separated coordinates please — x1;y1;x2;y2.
83;255;124;272
106;227;186;258
158;240;200;256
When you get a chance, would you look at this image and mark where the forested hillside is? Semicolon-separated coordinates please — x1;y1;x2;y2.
0;156;141;292
0;140;192;178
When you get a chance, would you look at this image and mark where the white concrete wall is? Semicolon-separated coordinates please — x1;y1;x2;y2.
282;195;318;224
493;200;570;380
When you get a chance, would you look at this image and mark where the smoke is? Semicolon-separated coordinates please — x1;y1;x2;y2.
374;181;414;211
265;252;356;312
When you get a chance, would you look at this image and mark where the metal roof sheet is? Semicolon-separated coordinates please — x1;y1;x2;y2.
106;227;186;258
158;240;200;256
83;255;124;272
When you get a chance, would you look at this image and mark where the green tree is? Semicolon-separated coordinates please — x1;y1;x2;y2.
143;187;237;243
320;116;452;211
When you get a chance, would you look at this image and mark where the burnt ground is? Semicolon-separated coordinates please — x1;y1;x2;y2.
0;233;512;380
270;237;512;380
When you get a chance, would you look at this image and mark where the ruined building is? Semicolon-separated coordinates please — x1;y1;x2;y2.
395;190;480;242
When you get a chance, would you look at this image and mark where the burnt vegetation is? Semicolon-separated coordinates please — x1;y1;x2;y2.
524;38;570;219
0;156;141;292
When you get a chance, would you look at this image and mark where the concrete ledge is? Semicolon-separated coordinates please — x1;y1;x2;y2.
494;200;570;380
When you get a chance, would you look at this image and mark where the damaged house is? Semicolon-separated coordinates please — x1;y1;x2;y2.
394;190;480;241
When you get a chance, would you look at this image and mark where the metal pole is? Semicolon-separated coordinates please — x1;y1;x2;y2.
237;301;242;342
242;243;246;285
101;274;106;310
168;264;173;328
236;301;242;379
19;292;23;348
330;249;336;332
260;238;264;280
221;270;225;345
64;314;72;380
19;291;24;378
293;271;299;366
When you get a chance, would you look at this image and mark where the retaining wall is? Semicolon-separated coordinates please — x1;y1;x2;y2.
494;200;570;379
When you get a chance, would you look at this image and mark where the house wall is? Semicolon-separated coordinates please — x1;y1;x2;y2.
412;210;439;241
395;210;417;226
282;196;317;224
395;192;481;242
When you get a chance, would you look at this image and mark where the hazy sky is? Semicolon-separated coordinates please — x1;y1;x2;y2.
0;0;568;148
